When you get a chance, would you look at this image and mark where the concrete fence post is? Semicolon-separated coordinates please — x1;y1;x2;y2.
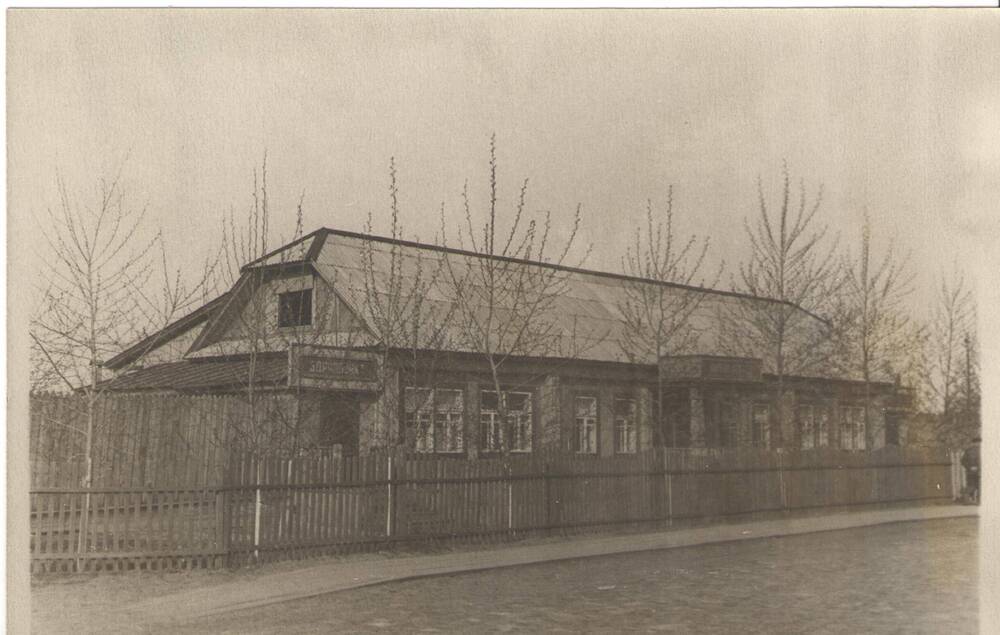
253;460;262;563
507;463;513;532
778;450;788;510
386;454;394;538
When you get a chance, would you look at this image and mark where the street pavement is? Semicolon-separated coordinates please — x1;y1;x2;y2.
127;504;975;631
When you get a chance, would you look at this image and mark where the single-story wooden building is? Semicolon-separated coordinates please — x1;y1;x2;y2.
101;228;912;457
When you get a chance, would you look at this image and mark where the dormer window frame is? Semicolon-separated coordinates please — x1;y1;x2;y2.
278;288;314;328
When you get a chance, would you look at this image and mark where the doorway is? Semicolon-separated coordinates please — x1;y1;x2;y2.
319;392;361;455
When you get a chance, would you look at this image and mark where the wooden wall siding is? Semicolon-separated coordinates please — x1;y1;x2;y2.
29;392;301;489
31;446;950;574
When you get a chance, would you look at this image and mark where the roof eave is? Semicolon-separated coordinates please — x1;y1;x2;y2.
103;293;230;370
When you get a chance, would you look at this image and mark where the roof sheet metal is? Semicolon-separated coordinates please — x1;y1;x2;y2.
107;228;847;385
317;231;825;369
100;357;288;391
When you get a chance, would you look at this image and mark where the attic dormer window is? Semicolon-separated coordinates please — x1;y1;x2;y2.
278;289;312;327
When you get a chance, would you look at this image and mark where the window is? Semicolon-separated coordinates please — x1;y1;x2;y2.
614;397;637;454
841;406;866;450
751;404;770;449
404;388;464;453
278;289;312;327
719;401;739;448
816;407;830;447
480;390;533;453
799;405;815;449
575;396;598;454
799;405;831;450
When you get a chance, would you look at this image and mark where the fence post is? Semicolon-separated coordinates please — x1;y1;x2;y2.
953;449;966;500
215;486;229;568
386;454;394;538
506;462;513;533
778;450;788;510
665;449;673;526
280;459;292;542
253;459;262;563
954;450;959;500
543;461;551;534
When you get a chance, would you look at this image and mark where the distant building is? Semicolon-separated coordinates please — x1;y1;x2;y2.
102;228;912;456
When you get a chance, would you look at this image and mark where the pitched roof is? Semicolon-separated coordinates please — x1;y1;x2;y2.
112;227;828;372
309;229;826;366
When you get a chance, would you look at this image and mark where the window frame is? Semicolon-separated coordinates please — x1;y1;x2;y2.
613;396;637;454
841;405;867;451
718;400;739;448
480;389;534;454
574;394;599;454
816;406;830;448
798;404;831;450
277;288;313;328
404;386;466;454
751;403;771;449
799;404;816;450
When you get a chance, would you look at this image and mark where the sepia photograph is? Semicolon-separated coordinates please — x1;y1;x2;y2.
6;7;999;633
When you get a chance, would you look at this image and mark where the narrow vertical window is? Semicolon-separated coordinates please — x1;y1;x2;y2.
505;392;533;453
816;406;829;448
799;405;815;450
752;403;770;449
480;391;501;453
575;396;598;454
841;407;854;450
434;389;465;453
614;397;637;454
841;406;866;450
719;401;739;448
855;408;867;450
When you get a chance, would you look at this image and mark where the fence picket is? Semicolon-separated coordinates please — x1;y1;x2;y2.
30;447;956;574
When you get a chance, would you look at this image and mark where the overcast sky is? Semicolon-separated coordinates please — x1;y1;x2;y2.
9;9;1000;319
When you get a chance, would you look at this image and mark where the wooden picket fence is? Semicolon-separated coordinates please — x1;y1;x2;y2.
30;446;956;574
30;487;226;573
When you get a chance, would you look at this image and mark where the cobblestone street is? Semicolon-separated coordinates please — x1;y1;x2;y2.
174;517;976;634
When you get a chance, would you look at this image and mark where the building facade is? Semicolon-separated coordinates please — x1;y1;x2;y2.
102;228;912;456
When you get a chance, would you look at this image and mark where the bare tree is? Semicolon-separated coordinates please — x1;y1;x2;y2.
359;157;456;451
30;165;216;564
717;163;841;446
922;267;979;446
617;189;721;447
209;155;323;457
31;169;155;490
439;135;585;457
840;209;916;446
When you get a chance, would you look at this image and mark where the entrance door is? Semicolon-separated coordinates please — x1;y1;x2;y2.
320;392;361;455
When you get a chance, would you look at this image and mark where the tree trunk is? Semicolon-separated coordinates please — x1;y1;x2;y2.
76;360;97;570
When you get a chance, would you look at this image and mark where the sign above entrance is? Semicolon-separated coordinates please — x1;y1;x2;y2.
659;355;763;384
288;345;380;392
